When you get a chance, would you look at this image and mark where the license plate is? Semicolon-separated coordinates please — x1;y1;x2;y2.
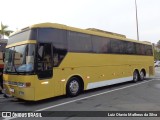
10;88;15;93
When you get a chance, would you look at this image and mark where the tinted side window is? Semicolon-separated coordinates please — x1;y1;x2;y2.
37;43;53;79
136;43;145;55
126;42;136;54
68;31;92;52
110;39;125;54
38;28;67;49
92;36;111;53
38;28;67;67
145;45;153;56
140;44;145;55
53;47;67;67
135;43;141;55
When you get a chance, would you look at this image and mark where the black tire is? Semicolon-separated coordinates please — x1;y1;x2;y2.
66;77;81;97
140;71;145;81
133;71;139;83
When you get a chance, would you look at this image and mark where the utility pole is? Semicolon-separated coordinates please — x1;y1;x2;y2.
135;0;139;41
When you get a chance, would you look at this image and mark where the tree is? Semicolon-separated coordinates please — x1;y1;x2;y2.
0;22;13;39
157;40;160;49
154;49;160;60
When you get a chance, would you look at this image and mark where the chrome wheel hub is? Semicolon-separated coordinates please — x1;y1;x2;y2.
140;72;144;80
69;80;79;94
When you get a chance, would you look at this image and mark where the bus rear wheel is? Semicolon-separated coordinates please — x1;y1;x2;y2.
140;71;145;81
133;71;139;83
66;77;81;97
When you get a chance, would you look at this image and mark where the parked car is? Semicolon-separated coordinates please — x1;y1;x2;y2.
154;61;160;67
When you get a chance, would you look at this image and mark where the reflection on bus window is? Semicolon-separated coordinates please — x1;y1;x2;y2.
53;47;67;67
37;43;52;71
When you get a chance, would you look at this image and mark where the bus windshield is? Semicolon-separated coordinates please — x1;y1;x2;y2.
4;44;35;74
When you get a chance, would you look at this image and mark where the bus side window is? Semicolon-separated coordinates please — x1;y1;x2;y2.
43;45;52;70
37;43;53;79
53;47;67;67
37;45;44;71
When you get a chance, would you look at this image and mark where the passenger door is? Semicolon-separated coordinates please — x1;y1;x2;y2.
35;43;54;100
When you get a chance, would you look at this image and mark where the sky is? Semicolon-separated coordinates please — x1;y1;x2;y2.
0;0;160;43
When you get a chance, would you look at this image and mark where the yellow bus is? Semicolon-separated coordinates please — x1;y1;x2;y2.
3;23;154;101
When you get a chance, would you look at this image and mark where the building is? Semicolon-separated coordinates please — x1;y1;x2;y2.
0;39;7;52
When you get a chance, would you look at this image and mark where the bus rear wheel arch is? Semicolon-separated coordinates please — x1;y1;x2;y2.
66;76;84;97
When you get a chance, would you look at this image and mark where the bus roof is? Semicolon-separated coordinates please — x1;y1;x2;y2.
11;22;152;45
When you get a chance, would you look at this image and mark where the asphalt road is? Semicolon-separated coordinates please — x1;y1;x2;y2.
0;67;160;120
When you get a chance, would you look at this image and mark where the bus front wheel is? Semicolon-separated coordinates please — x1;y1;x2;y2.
66;77;81;97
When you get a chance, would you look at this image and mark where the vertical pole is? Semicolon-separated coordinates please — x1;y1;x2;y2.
0;22;2;39
135;0;139;41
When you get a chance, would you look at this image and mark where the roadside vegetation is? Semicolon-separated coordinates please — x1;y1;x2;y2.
0;22;13;39
154;40;160;60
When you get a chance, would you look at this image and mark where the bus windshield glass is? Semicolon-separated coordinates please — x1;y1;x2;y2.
4;44;35;74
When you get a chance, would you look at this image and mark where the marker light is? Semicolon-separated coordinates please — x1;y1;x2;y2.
41;81;49;85
61;79;65;82
86;76;90;79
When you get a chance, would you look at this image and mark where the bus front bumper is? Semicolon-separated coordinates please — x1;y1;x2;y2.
3;84;35;101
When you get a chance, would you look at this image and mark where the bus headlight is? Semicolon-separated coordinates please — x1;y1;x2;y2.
3;80;8;85
17;82;31;88
19;91;24;95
